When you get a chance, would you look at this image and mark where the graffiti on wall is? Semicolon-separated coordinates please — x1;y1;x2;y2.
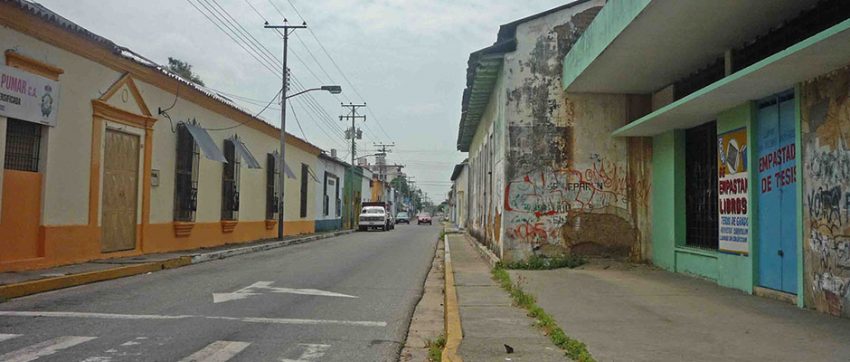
802;66;850;316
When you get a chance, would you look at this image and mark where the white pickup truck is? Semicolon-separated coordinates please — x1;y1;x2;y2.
358;202;394;231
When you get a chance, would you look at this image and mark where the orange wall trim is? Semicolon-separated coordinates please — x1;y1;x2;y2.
0;220;316;272
0;171;43;263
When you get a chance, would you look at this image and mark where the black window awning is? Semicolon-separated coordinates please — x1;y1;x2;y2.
230;136;262;169
184;123;226;163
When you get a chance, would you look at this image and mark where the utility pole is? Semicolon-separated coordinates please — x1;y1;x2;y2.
265;19;306;240
373;142;394;182
340;103;366;229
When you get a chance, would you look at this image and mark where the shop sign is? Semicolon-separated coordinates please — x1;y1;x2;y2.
718;127;749;255
0;64;60;127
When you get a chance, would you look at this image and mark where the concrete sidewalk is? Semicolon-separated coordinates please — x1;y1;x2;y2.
447;234;564;361
511;260;850;362
0;229;352;300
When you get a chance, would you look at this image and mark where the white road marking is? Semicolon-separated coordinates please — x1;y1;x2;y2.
213;281;356;303
0;311;386;327
0;336;96;362
178;341;251;362
281;343;331;362
0;334;22;342
0;311;191;320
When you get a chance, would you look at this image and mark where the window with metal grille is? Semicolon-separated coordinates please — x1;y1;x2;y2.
5;119;42;172
266;153;279;220
300;163;308;218
174;124;199;222
323;172;329;216
335;177;341;217
685;121;719;249
221;139;240;220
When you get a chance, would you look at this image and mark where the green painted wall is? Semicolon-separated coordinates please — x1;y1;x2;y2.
651;130;683;270
343;168;364;228
650;104;756;292
715;103;755;293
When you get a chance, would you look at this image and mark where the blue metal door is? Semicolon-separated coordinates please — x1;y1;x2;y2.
757;91;798;293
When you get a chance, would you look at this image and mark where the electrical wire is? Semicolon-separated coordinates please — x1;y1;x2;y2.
205;88;282;131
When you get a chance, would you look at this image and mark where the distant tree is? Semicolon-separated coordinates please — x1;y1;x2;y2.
167;57;205;86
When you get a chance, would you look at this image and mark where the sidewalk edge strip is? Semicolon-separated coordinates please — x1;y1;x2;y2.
442;233;463;362
0;230;352;301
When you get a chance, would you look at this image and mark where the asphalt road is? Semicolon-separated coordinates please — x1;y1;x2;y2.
0;224;440;362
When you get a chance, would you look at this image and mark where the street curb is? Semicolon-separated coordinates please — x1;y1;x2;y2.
0;230;353;301
0;257;191;300
464;233;500;268
442;233;464;362
189;230;353;264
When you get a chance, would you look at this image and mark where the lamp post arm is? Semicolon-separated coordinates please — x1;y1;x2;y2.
285;88;321;99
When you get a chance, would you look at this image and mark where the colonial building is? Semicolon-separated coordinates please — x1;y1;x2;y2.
456;0;652;262
0;0;337;271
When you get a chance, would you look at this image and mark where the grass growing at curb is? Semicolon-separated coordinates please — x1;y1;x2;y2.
499;254;586;270
492;267;595;362
426;334;446;361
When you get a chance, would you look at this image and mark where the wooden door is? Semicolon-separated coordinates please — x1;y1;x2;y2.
101;129;140;252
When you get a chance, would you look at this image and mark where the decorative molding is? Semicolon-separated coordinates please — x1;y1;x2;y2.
91;100;157;129
265;219;277;230
173;221;195;237
221;220;238;233
4;50;64;80
99;73;153;116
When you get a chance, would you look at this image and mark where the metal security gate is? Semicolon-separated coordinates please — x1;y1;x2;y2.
757;91;798;293
101;130;140;252
685;121;719;249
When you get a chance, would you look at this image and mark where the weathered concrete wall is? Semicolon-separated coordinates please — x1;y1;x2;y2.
499;1;651;261
802;65;850;316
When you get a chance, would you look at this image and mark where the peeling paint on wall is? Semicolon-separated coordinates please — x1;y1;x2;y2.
802;65;850;316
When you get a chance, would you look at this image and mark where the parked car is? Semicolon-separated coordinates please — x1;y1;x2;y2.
359;206;389;231
396;212;410;224
418;213;432;225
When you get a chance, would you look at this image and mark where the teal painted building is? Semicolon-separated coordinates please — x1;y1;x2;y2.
563;0;850;314
342;166;367;230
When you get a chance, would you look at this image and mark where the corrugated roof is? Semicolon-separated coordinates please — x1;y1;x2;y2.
3;0;323;153
456;0;592;152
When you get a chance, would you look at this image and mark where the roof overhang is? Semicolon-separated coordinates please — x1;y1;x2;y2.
563;0;821;93
457;53;505;152
613;19;850;137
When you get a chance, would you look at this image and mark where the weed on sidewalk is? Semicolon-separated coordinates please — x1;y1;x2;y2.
498;254;586;270
492;266;595;362
426;334;446;361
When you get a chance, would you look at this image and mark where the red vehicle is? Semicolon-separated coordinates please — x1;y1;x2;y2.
417;213;432;225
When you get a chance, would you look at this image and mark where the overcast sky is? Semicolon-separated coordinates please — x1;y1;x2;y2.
39;0;569;200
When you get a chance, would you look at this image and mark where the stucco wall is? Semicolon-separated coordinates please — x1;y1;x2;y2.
801;65;850;316
496;0;652;261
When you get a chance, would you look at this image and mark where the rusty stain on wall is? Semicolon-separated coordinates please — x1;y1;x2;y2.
802;65;850;316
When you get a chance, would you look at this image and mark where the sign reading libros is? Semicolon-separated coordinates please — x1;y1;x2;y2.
0;64;60;127
718;127;749;255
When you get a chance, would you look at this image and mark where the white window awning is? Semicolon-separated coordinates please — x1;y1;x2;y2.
230;136;262;169
184;123;226;163
273;152;297;179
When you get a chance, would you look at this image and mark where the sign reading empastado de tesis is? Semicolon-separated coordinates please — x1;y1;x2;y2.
0;64;60;127
718;127;749;255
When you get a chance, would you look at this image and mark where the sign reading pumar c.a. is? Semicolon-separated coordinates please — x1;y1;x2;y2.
0;64;60;127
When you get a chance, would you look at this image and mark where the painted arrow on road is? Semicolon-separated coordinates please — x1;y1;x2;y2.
213;281;357;303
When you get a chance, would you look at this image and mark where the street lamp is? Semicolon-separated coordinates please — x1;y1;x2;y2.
266;19;343;241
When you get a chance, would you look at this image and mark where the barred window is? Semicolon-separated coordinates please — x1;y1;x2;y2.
221;139;240;220
174;124;199;222
5;119;42;172
300;163;308;218
266;153;279;220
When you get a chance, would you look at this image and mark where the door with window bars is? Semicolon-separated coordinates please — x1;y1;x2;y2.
222;140;240;220
174;124;199;222
685;121;719;249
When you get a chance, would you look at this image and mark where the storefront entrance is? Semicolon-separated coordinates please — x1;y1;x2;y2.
756;91;798;294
